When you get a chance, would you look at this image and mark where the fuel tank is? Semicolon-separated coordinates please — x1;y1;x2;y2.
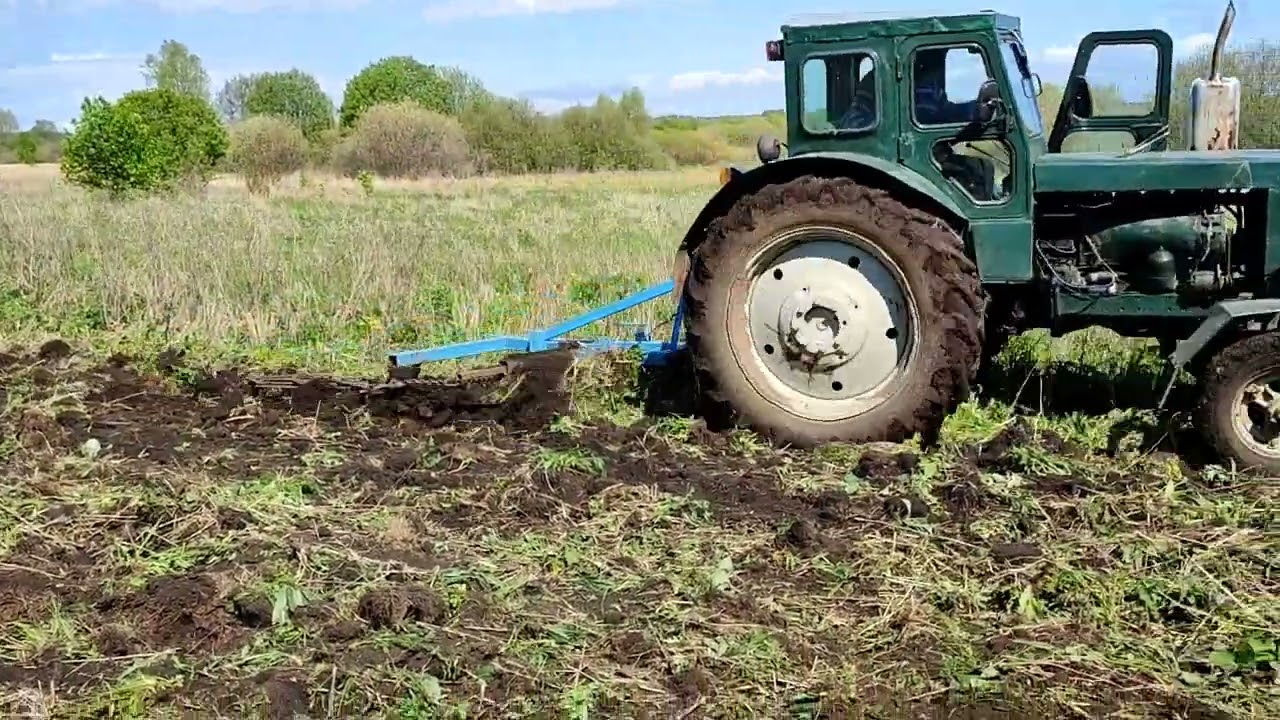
1094;216;1215;293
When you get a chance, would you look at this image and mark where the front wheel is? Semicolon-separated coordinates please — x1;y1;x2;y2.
1194;331;1280;474
684;176;985;448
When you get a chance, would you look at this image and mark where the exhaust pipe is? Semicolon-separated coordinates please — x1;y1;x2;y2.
1209;0;1236;81
1188;0;1240;151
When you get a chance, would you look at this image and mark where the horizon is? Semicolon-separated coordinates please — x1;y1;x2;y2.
0;0;1269;129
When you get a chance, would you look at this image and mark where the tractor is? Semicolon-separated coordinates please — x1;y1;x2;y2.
389;2;1280;474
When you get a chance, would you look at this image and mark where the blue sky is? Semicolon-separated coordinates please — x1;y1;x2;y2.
0;0;1267;129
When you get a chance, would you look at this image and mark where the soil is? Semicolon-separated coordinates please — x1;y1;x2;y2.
0;341;1259;719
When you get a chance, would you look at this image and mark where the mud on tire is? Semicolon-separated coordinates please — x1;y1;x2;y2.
1193;330;1280;474
684;175;985;447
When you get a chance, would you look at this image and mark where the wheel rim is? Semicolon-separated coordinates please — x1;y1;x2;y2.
734;224;920;422
1233;371;1280;459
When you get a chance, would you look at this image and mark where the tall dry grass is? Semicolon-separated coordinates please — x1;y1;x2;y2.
0;163;715;371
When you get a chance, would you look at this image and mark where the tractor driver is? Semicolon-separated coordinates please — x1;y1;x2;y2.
913;48;979;125
838;49;980;130
837;64;877;130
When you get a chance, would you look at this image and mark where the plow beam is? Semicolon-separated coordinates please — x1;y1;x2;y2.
387;279;685;369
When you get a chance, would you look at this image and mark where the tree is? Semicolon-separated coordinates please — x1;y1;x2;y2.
142;40;211;101
0;108;17;134
338;56;455;128
30;120;60;136
216;73;259;122
243;69;335;139
438;67;494;114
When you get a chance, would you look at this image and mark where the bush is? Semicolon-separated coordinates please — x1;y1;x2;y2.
14;132;38;164
460;97;573;174
654;127;732;166
61;89;227;194
332;101;473;179
61;98;172;194
306;126;342;168
227;116;307;195
338;56;457;128
558;91;667;171
243;69;335;140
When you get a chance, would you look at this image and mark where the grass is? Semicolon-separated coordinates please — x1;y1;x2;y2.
0;162;1276;718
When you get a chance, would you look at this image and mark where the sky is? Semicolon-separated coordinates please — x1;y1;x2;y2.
0;0;1269;129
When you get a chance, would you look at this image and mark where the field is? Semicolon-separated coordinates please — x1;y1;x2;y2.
0;163;1276;719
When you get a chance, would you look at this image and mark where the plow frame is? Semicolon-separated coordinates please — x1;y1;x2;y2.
387;279;686;369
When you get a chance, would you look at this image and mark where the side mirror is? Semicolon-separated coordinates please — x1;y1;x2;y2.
757;134;784;163
1028;72;1044;97
975;79;1003;124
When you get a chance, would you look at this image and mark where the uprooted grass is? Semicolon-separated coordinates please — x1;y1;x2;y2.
0;341;1275;719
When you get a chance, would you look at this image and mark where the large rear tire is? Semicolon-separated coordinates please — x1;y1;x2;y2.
1194;331;1280;474
684;176;984;448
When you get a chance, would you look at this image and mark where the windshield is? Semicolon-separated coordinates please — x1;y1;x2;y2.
999;33;1044;137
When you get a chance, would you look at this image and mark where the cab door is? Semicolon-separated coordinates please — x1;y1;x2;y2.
896;33;1036;282
1047;30;1174;153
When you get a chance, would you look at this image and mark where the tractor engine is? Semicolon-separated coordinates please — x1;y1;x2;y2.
1036;210;1236;298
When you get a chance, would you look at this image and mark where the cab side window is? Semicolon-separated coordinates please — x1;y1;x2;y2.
912;45;991;126
802;51;877;133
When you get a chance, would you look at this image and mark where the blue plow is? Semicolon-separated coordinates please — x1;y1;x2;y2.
387;279;686;370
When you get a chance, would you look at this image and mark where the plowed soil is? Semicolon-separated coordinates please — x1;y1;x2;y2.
0;341;1274;719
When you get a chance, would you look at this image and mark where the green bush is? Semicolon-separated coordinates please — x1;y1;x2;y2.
558;91;667;171
61;89;227;194
306;126;342;168
14;132;38;164
227;115;307;195
61;98;171;193
460;97;573;174
332;101;473;178
243;69;335;140
654;127;732;166
338;56;457;128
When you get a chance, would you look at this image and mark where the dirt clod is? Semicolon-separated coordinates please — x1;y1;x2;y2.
854;448;919;484
356;586;445;629
37;338;72;361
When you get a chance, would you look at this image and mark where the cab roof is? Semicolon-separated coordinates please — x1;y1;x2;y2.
781;11;1022;43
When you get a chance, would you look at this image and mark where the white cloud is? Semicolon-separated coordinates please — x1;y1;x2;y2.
423;0;631;22
520;64;781;116
6;0;368;11
1178;32;1215;55
1041;30;1220;65
667;66;781;92
1042;45;1076;63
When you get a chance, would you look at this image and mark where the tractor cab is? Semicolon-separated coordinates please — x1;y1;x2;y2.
764;11;1178;212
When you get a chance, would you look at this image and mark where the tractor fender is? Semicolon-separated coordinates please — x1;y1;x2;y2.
1155;297;1280;410
672;152;968;297
1169;298;1280;372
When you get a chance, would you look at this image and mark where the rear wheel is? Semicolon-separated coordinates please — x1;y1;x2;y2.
685;176;984;447
1194;331;1280;474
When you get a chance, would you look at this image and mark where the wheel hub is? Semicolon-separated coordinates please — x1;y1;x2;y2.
777;286;868;371
1237;379;1280;456
744;228;916;410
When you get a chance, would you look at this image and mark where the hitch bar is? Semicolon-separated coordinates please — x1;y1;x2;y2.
387;279;685;369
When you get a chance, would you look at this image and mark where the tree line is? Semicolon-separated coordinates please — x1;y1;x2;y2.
4;37;1279;194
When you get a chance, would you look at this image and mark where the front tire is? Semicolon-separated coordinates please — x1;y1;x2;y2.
684;176;984;448
1194;331;1280;474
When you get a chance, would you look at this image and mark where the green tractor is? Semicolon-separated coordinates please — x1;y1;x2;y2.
390;2;1279;472
672;2;1280;470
